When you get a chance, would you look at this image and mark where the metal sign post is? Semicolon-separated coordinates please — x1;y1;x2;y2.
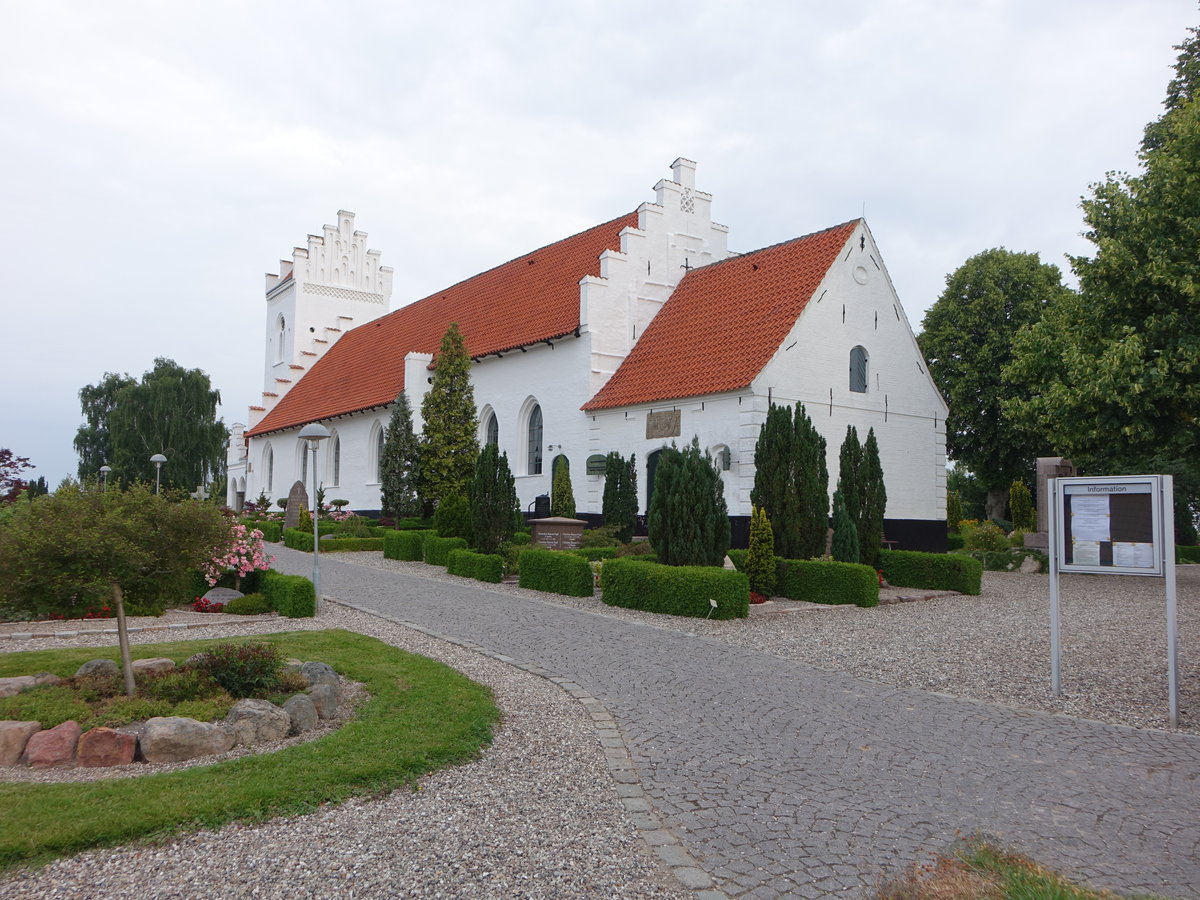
1047;475;1179;726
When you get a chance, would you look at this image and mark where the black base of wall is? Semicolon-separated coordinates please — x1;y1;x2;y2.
726;516;946;553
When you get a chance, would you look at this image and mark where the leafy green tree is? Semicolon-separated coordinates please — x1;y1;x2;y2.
550;456;576;518
74;371;137;480
859;428;887;568
419;324;479;508
647;438;729;566
830;492;859;564
0;483;230;693
947;467;987;522
470;444;517;554
380;391;422;521
919;249;1071;519
745;505;777;596
602;452;638;543
1143;25;1200;152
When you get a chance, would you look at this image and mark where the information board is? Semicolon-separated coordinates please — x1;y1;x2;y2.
1056;477;1163;575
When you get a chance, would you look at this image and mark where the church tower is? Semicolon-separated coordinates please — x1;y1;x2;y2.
250;211;393;429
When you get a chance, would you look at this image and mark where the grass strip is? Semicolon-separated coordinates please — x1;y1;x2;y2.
0;629;498;873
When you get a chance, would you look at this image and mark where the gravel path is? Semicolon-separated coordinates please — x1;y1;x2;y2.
0;605;689;900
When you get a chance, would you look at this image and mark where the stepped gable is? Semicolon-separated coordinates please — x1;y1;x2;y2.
248;212;638;436
582;220;859;411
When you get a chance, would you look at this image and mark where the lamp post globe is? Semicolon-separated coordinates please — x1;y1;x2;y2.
99;465;111;492
297;423;331;612
150;454;167;495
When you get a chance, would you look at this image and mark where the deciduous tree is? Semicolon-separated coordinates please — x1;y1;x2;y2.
0;449;33;503
74;372;136;480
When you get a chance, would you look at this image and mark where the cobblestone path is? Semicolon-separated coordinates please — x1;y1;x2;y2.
275;550;1200;899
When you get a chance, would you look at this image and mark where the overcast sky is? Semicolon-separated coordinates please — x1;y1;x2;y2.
2;0;1194;487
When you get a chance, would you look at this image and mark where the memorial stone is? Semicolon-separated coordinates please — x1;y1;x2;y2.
284;480;309;531
529;516;587;550
1025;456;1075;551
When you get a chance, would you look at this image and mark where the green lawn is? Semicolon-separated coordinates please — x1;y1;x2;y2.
0;630;498;873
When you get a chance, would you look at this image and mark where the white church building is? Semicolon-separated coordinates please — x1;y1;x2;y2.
227;159;949;550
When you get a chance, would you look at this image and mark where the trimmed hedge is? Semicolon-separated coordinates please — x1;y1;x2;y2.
774;558;879;607
601;558;748;619
261;570;315;617
518;548;595;597
569;547;618;561
1177;545;1200;564
384;529;435;561
446;549;505;584
241;519;282;542
880;549;982;595
424;536;469;567
282;530;384;553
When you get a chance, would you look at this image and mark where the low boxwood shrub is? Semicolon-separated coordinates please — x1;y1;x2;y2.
261;570;315;617
947;532;965;551
316;536;385;552
774;558;879;607
222;593;272;616
283;528;313;551
601;558;748;619
446;549;504;584
518;548;594;597
384;529;434;561
569;547;618;561
1177;545;1200;564
424;535;469;567
880;549;982;595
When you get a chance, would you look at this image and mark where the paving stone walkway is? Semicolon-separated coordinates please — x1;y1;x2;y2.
275;550;1200;899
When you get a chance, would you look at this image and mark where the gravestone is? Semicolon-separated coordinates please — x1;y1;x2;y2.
1024;456;1075;551
284;480;309;530
530;516;587;550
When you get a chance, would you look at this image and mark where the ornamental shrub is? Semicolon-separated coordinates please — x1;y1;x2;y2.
469;444;517;554
223;593;272;615
964;521;1009;552
518;548;594;597
744;505;777;597
550;455;576;518
201;522;274;591
1009;480;1035;531
647;437;729;567
774;558;879;607
601;557;749;619
602;452;638;543
384;529;434;561
433;493;472;541
1176;545;1200;563
446;548;504;583
879;549;982;595
424;535;469;567
190;641;286;699
830;492;859;564
261;570;316;617
946;490;963;534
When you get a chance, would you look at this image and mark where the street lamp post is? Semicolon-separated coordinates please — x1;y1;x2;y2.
150;454;167;495
99;465;111;492
297;423;330;613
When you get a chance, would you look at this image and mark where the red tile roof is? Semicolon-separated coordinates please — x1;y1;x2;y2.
247;212;639;436
582;220;859;411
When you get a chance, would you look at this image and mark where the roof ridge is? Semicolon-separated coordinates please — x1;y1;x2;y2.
710;218;862;269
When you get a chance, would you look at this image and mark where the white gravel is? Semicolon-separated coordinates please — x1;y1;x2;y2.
0;605;689;899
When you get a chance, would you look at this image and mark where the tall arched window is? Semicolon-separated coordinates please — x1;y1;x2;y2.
276;315;286;363
264;443;274;492
330;433;341;486
850;346;869;393
527;404;543;475
300;445;308;485
486;412;499;447
375;425;385;482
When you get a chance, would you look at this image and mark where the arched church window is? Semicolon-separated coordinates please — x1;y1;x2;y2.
264;444;274;492
486;412;499;448
330;433;341;486
300;445;308;486
527;404;543;475
850;346;869;393
276;316;286;363
375;425;385;483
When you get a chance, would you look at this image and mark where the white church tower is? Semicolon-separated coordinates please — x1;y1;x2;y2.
250;210;393;430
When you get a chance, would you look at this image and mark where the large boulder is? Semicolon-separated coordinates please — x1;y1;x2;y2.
0;673;60;698
23;720;82;768
77;727;137;767
225;699;291;746
140;717;234;763
0;721;40;766
283;694;319;734
307;683;340;719
298;661;339;688
76;659;119;678
131;658;175;676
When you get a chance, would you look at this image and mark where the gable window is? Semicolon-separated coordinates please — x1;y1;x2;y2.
850;346;869;393
527;404;543;475
276;315;286;363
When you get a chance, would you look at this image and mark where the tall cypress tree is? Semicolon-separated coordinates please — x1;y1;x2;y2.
380;391;422;521
647;438;728;566
602;451;638;542
831;491;859;563
750;404;801;556
859;428;887;567
793;403;829;560
550;456;576;517
419;323;479;508
745;505;777;596
835;425;863;537
469;443;517;554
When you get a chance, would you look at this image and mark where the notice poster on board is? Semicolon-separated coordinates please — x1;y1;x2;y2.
1057;478;1162;575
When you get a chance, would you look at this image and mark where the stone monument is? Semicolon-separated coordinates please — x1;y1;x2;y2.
1024;457;1075;550
284;480;309;531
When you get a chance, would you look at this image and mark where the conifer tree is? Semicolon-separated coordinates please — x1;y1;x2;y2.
380;391;422;521
550;456;576;518
419;324;479;508
835;424;863;548
469;443;517;553
793;404;830;560
1008;480;1035;532
859;428;887;568
745;505;777;597
750;404;801;556
831;492;860;564
647;438;729;566
602;452;638;543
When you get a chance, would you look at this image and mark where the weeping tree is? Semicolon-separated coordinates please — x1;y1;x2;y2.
380;391;422;521
602;451;638;543
469;443;517;554
419;324;479;508
550;456;576;518
74;372;137;480
647;438;729;566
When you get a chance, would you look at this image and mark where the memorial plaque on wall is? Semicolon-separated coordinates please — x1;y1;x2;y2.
645;410;681;440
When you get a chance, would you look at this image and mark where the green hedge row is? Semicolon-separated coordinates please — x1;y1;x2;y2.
261;570;315;617
518;548;594;597
568;547;618;561
1178;545;1200;564
446;549;505;583
880;549;982;594
424;536;469;566
601;558;748;619
384;529;435;561
283;528;311;551
775;558;879;607
240;519;282;542
282;529;385;553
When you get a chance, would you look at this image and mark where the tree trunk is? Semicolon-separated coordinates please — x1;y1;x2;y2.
112;583;136;696
985;487;1010;523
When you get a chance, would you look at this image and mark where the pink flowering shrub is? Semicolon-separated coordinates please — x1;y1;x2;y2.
202;523;275;590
